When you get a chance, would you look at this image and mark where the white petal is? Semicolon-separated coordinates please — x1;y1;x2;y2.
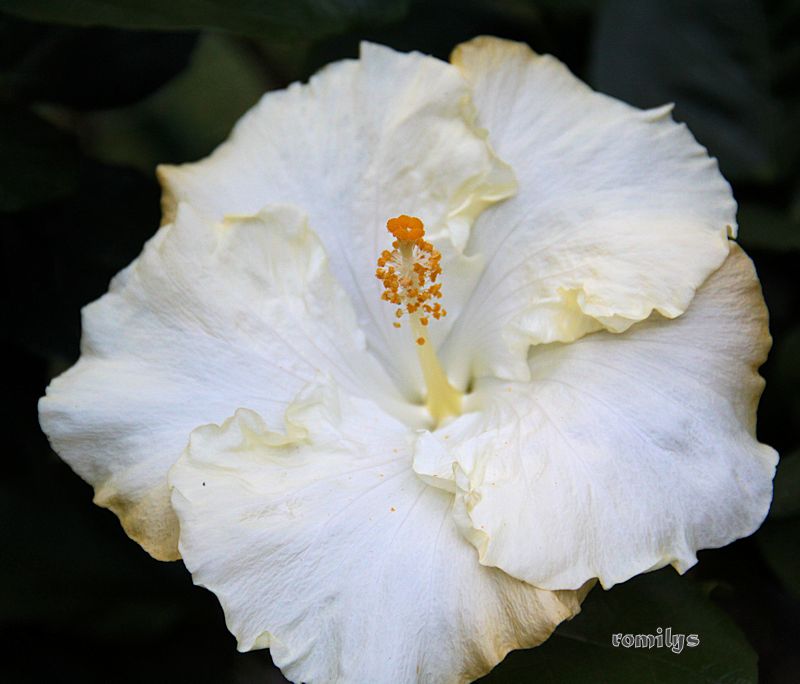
442;36;736;384
415;244;777;590
170;382;584;684
39;204;409;559
158;42;515;398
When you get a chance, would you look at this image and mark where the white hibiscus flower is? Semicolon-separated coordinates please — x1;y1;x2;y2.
39;37;777;683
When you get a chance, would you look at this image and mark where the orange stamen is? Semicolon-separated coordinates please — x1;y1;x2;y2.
375;215;446;327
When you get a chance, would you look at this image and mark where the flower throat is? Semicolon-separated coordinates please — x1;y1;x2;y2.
376;215;462;424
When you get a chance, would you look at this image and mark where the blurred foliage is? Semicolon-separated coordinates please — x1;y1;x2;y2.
0;0;409;41
0;24;197;109
77;33;270;171
592;0;778;183
0;105;80;211
0;0;798;682
482;571;757;683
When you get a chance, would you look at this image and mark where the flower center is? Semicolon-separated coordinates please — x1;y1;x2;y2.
376;215;462;424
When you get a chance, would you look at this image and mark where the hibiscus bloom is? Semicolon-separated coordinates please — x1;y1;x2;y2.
39;37;777;683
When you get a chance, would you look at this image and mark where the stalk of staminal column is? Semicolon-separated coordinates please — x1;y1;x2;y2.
411;315;461;423
376;214;462;425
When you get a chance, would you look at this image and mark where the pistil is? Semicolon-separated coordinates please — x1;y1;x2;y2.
376;215;462;424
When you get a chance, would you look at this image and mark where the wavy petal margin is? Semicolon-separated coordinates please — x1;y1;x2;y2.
170;382;586;683
39;204;405;558
443;37;736;385
417;245;777;590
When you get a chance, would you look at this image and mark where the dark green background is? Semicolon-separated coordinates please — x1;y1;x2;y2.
1;1;798;682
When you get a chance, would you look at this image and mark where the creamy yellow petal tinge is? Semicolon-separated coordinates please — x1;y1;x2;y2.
39;204;401;558
443;37;737;385
170;381;585;684
416;245;776;590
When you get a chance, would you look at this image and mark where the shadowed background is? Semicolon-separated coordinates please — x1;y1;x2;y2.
1;1;798;682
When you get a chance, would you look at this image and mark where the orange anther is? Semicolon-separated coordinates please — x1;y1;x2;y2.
416;337;426;345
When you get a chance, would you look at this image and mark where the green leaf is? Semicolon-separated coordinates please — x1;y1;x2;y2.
0;14;197;110
0;0;410;41
80;33;268;172
590;0;779;183
516;0;602;10
0;457;188;639
770;450;800;519
737;203;800;252
1;162;160;360
480;570;757;683
758;517;800;599
0;7;47;66
0;105;80;212
772;326;800;432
